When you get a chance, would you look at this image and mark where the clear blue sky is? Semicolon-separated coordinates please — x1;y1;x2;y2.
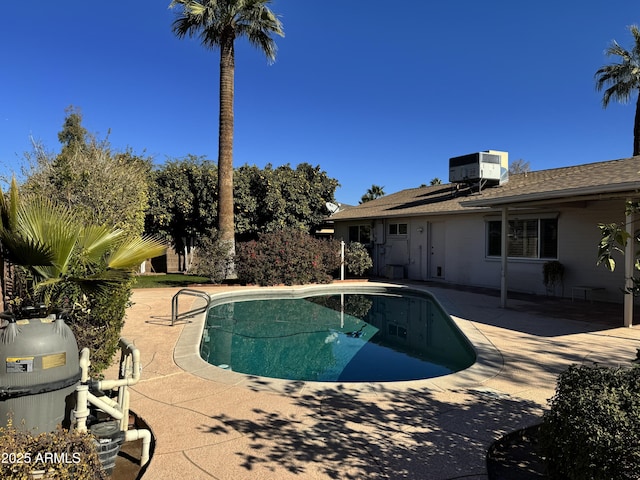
1;1;639;205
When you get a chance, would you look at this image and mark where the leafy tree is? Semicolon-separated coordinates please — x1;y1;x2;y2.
22;107;152;238
169;0;284;273
234;163;338;238
508;159;530;175
146;160;339;266
429;177;442;185
145;156;218;270
595;25;640;156
360;184;385;203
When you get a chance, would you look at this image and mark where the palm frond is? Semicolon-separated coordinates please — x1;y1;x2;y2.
78;225;124;264
107;236;167;271
68;269;132;298
595;27;640;109
14;197;79;277
170;0;282;58
8;178;19;231
0;232;54;267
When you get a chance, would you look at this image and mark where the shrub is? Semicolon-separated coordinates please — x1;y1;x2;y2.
191;229;232;283
236;228;339;286
538;364;640;479
65;281;133;377
344;242;373;277
0;420;107;480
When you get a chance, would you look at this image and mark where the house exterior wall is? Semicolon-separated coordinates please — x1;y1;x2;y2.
333;198;632;303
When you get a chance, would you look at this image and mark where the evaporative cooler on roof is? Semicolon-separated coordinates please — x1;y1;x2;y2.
449;150;508;186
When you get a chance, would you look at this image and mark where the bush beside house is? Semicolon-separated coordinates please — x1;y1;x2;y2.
236;228;340;286
344;242;373;277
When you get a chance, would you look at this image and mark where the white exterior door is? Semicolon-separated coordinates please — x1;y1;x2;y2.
429;222;446;279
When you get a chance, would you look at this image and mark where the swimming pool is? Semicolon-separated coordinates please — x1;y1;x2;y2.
199;288;476;383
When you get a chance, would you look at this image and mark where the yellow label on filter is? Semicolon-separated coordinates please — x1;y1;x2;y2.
6;356;34;363
6;357;34;373
42;352;66;369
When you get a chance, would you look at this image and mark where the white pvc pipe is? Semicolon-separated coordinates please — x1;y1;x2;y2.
125;429;152;467
75;339;153;468
79;348;91;383
87;392;123;420
97;338;141;391
74;384;90;433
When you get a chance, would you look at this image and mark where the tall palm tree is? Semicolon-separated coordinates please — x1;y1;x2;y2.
360;184;385;204
595;25;640;156
169;0;284;272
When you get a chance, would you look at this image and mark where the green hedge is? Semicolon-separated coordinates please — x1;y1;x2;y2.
538;364;640;479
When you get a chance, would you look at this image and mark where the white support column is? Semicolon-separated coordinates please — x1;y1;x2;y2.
501;206;509;308
340;241;345;281
624;205;635;327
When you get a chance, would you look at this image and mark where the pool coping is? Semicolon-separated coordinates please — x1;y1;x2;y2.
173;282;503;395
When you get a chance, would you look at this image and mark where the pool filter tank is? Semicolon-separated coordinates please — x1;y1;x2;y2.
0;309;81;433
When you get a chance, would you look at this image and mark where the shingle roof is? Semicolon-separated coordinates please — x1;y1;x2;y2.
330;156;640;221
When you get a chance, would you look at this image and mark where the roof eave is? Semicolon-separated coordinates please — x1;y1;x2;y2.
461;182;640;208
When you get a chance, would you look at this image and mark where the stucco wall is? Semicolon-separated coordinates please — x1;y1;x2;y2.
333;197;633;303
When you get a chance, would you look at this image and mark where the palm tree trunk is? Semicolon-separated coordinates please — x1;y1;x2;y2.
218;32;236;276
634;94;640;156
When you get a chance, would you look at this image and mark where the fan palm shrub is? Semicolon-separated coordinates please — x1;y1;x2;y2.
0;178;166;373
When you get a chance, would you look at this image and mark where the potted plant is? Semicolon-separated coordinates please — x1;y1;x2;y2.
543;260;565;297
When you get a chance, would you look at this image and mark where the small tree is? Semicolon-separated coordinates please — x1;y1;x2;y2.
145;156;218;271
22;106;152;238
509;159;531;175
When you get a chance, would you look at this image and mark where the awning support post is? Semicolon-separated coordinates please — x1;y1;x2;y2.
624;203;635;327
501;206;509;308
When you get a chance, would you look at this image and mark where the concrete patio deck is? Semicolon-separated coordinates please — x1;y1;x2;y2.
115;282;640;480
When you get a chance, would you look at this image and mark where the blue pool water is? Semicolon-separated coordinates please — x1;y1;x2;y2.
200;291;476;382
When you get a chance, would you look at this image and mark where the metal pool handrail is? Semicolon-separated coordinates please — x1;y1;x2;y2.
171;288;211;326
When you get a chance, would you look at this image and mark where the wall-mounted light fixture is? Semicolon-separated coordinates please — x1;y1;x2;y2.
416;227;424;233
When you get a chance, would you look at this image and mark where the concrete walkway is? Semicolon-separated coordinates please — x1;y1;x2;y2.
115;283;640;480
